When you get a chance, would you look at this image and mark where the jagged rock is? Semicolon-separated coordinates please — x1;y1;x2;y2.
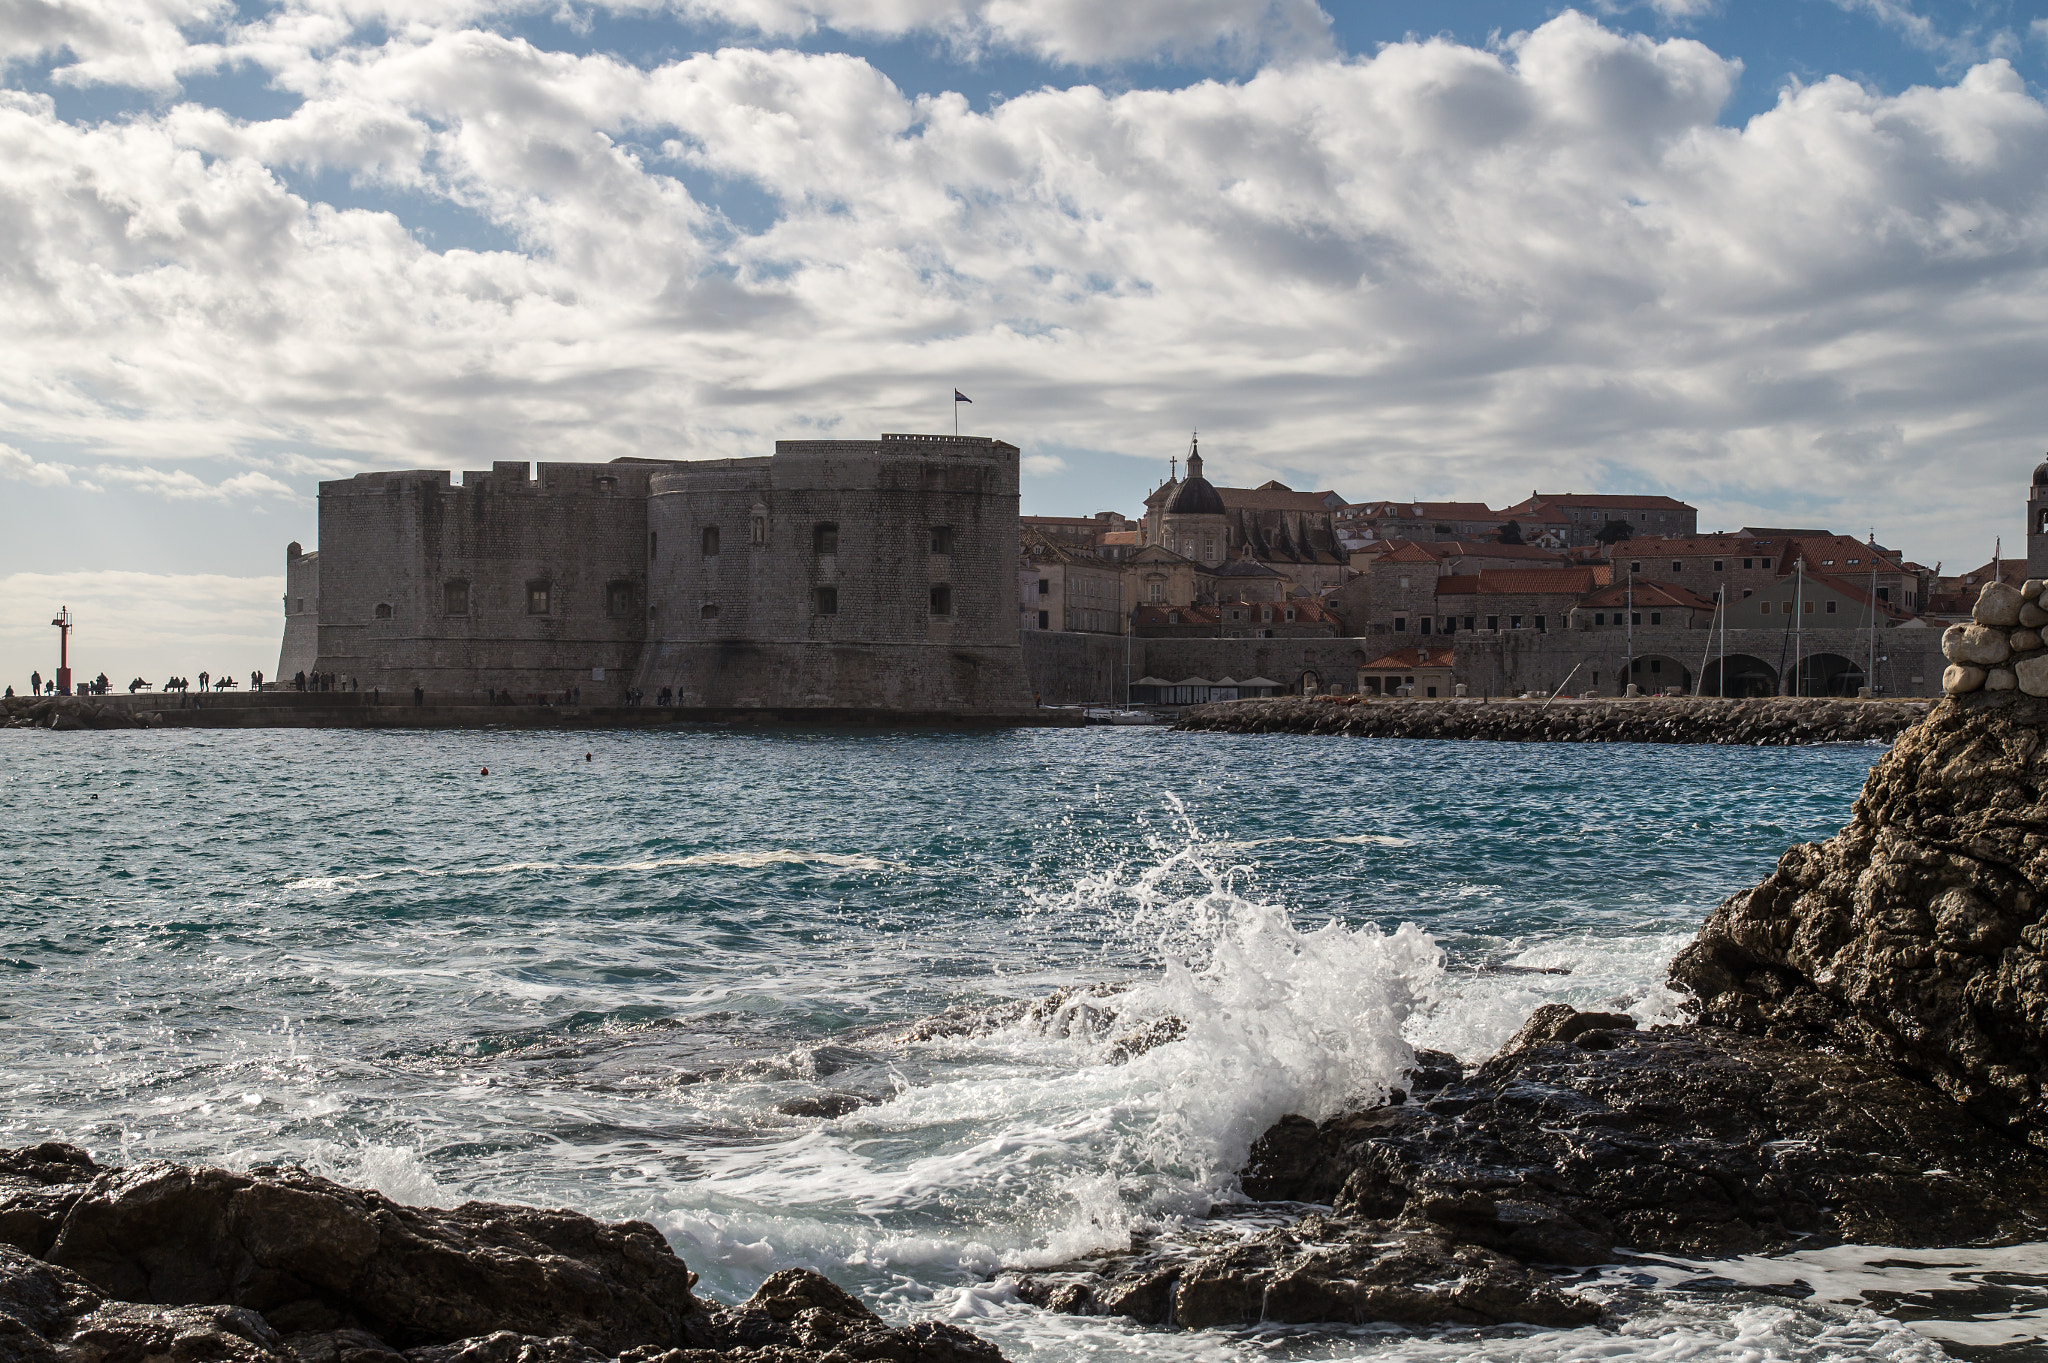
1673;691;2048;1139
0;1154;1005;1363
1014;1217;1598;1332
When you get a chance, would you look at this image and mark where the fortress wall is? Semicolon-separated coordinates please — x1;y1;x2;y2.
313;461;660;696
636;436;1036;713
278;544;320;680
1019;629;1131;705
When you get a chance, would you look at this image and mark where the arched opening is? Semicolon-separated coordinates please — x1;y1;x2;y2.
1700;654;1778;698
1797;652;1865;696
1627;654;1691;695
1301;670;1320;696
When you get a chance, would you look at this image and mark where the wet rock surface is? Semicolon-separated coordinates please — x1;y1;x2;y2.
1174;695;1927;745
1674;691;2048;1139
0;1148;1001;1363
1027;692;2048;1335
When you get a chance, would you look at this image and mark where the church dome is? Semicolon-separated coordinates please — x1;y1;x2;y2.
1164;442;1225;515
2034;456;2048;486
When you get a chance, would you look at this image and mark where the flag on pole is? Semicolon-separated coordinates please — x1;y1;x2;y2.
954;390;972;403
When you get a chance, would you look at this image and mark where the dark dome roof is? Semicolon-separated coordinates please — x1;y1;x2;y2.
2035;456;2048;486
1166;474;1226;515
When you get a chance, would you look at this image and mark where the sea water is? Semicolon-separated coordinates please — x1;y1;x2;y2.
0;727;2040;1362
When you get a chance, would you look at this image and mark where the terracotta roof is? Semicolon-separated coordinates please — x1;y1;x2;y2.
1362;646;1455;669
1434;568;1600;596
1208;559;1285;577
1345;500;1498;519
1218;485;1338;512
1373;540;1567;564
1099;530;1139;545
1511;493;1695;511
1579;581;1719;610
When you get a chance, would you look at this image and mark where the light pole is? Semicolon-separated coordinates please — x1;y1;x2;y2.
50;607;73;695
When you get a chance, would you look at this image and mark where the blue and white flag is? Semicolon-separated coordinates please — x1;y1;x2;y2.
954;389;972;403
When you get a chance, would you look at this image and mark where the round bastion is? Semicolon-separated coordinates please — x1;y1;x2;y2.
1943;579;2048;695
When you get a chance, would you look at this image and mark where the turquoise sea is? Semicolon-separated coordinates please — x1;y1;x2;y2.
1;727;2037;1361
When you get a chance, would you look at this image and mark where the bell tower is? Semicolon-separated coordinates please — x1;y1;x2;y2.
2031;456;2048;580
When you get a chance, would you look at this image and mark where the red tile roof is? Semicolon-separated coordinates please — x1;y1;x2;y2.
1579;581;1720;611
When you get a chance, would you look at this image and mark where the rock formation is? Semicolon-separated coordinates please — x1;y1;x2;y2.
1025;683;2048;1333
1172;695;1927;745
0;1146;1000;1363
1940;579;2048;697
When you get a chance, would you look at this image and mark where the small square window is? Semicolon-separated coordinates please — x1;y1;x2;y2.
1714;560;1723;572
1825;600;1837;613
527;582;550;615
445;581;469;615
374;602;392;619
1595;612;1606;625
931;525;954;555
606;582;632;617
815;586;838;615
1394;617;1406;631
814;523;839;555
1650;611;1661;624
930;584;953;615
701;603;719;620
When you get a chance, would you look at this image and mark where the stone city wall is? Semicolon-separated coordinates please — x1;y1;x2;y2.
634;436;1036;714
1940;580;2048;695
313;461;658;697
278;543;320;681
1016;624;1949;701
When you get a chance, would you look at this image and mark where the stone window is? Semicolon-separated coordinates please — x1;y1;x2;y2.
815;586;838;615
1714;560;1724;572
751;503;768;547
1876;586;1890;602
814;523;839;555
1416;616;1427;634
606;581;633;617
1804;600;1815;614
1672;561;1682;573
930;584;953;615
595;476;616;494
375;602;392;619
1486;615;1498;630
1761;600;1772;613
1203;537;1215;559
1595;612;1606;626
702;526;720;556
1394;617;1406;632
1511;615;1523;629
1149;581;1164;602
1742;558;1753;569
1536;615;1546;632
1286;607;1296;622
1649;612;1661;625
1038;578;1049;596
527;581;551;615
1630;561;1641;573
1038;610;1050;629
1826;600;1837;613
931;525;954;555
444;580;469;615
1631;612;1641;625
1761;558;1773;569
701;603;719;620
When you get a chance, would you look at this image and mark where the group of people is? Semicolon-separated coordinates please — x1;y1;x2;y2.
15;669;274;699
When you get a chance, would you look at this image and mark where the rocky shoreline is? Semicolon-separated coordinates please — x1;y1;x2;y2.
0;1147;1000;1363
1174;694;1929;745
1018;654;2048;1336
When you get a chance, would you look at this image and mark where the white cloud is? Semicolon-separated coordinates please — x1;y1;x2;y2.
0;0;232;92
1021;452;1067;476
0;441;74;485
1827;0;2021;72
0;10;2043;583
91;465;297;500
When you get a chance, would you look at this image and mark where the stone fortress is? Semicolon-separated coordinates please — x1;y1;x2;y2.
282;436;1036;717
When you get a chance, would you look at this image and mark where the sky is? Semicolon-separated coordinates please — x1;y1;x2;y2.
3;0;2047;687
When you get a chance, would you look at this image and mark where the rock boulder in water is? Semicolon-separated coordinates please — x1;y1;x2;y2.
0;1147;1002;1363
1673;690;2048;1139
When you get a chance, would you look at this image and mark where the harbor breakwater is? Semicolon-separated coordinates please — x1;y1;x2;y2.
1175;694;1929;745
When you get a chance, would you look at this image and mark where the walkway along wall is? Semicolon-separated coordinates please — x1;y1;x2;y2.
1019;626;1949;701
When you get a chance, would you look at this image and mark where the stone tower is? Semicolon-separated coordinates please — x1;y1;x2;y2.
2031;455;2048;580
